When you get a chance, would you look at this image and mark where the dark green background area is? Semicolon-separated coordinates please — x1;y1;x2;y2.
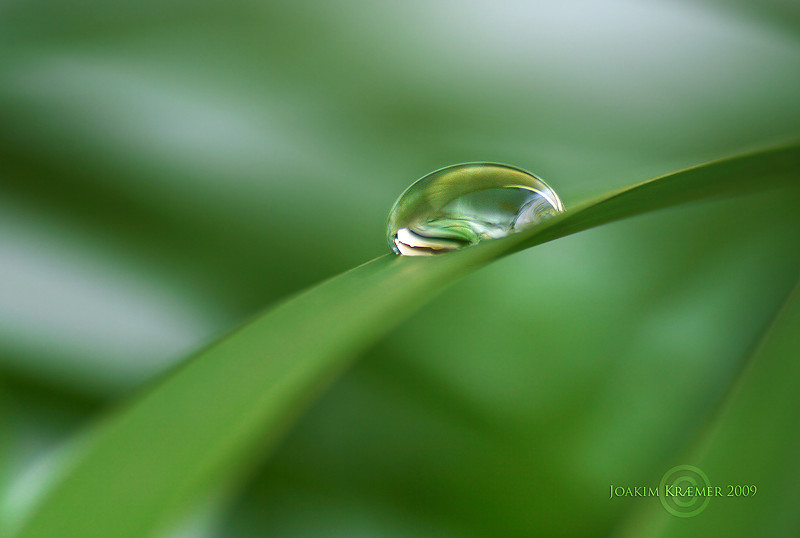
1;1;799;536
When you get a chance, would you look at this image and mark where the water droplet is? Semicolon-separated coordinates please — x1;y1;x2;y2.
387;163;564;256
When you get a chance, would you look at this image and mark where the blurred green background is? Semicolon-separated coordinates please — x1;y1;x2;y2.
1;0;799;536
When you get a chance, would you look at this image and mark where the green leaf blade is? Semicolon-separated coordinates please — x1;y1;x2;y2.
16;143;800;538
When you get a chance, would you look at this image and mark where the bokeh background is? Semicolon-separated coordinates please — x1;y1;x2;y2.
2;0;800;536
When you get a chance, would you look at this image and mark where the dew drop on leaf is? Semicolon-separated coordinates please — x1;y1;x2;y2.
387;163;564;256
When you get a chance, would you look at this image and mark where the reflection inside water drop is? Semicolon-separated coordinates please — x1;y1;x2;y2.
387;163;564;256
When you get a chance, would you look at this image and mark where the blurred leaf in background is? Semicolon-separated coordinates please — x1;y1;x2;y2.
1;0;799;536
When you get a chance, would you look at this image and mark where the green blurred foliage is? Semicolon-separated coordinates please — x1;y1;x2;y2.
1;0;799;536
